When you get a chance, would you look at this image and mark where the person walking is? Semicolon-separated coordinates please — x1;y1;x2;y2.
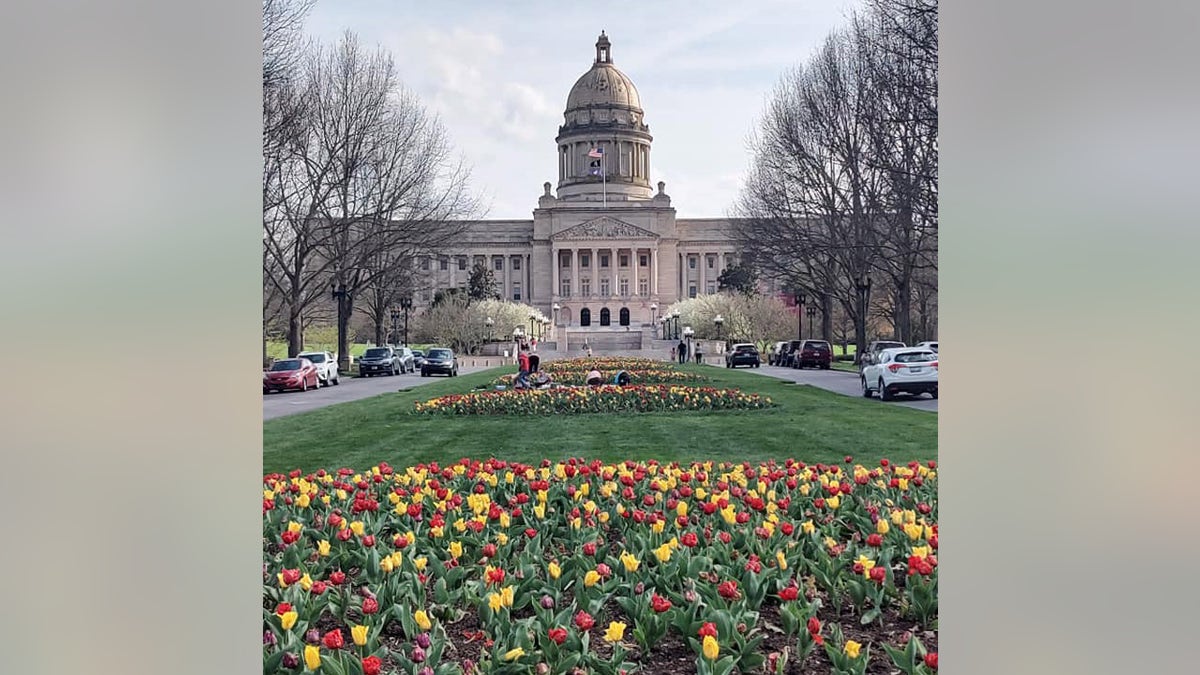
677;340;687;364
670;346;676;362
695;344;704;364
516;346;531;389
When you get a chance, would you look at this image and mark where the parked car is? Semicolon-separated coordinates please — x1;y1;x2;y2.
263;358;320;393
793;339;833;369
858;340;908;372
917;341;938;353
767;341;789;366
358;346;401;376
391;346;416;373
298;351;339;386
725;343;761;368
411;349;427;369
421;347;459;377
860;347;938;400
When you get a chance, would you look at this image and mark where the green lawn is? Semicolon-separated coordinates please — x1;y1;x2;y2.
263;363;936;474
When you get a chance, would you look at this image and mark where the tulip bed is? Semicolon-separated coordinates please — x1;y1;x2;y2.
414;385;773;416
263;458;938;675
490;370;710;388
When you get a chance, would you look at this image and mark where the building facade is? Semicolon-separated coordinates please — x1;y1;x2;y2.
417;32;745;329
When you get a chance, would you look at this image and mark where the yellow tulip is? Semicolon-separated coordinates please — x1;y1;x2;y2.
651;520;665;534
702;635;720;660
390;551;403;568
676;502;688;517
496;533;509;546
414;557;428;572
487;593;502;612
904;523;924;541
379;556;394;573
548;561;561;579
620;551;640;573
304;645;320;671
911;545;930;559
500;512;511;528
299;574;313;591
571;517;582;530
827;495;840;510
503;647;525;661
584;570;601;587
321;495;331;505
776;551;787;570
351;624;368;646
430;526;444;538
800;484;811;496
599;511;610;524
336;489;347;501
877;519;890;535
501;586;515;607
414;610;432;631
844;640;862;659
801;520;816;535
350;521;365;536
655;543;672;563
296;493;310;508
280;610;298;630
904;510;917;524
898;478;909;491
264;489;275;500
317;540;330;557
448;541;463;559
287;521;303;534
603;621;626;643
533;504;546;519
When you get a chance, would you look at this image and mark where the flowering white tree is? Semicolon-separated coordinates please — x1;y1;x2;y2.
665;294;793;348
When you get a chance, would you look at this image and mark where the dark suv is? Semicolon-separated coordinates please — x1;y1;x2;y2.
793;340;833;369
421;347;459;377
725;343;761;368
358;347;401;377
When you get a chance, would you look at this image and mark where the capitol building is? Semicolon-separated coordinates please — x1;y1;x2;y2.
416;32;754;335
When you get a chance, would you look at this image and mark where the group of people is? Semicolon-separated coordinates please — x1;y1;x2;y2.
671;340;703;364
514;346;541;389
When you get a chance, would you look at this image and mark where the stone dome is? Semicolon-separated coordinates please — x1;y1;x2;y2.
564;32;643;113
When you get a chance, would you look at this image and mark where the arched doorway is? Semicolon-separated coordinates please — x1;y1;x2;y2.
579;308;591;327
619;307;630;326
599;308;611;326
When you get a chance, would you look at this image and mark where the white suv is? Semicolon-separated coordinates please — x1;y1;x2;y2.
861;347;938;401
298;351;339;386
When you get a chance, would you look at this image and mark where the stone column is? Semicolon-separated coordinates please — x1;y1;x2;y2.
698;251;707;295
590;247;598;298
652;249;658;296
573;248;580;297
552;246;559;299
632;246;640;297
611;247;618;301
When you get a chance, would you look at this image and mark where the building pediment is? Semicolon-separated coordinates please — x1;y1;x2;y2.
551;216;659;241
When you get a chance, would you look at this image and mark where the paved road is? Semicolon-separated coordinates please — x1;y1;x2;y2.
747;364;938;412
263;366;492;420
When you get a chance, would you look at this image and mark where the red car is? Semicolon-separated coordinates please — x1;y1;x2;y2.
793;340;833;369
263;358;320;393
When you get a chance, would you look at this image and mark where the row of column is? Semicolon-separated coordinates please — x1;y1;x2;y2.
678;250;733;297
551;246;657;299
559;140;650;181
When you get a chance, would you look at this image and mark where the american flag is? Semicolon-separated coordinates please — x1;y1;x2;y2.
587;147;604;158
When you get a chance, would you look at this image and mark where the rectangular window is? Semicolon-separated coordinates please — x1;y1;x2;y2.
440;258;448;271
638;279;648;296
581;254;590;268
639;254;648;267
580;279;591;296
421;290;431;301
619;279;629;296
512;283;522;301
600;254;610;268
707;282;717;295
494;258;503;271
707;256;715;269
457;256;467;270
620;254;629;267
689;257;696;269
600;279;610;297
561;254;570;268
512;257;521;271
689;285;697;298
561;278;571;296
420;257;430;271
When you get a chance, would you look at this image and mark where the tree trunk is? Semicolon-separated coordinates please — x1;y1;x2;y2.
821;294;834;345
336;291;353;373
374;316;386;347
895;278;912;343
287;300;303;358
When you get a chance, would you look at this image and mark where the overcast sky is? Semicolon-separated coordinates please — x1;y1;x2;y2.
304;0;857;219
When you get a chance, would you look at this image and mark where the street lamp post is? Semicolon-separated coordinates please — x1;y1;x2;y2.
529;313;537;340
683;326;694;365
854;277;872;362
713;314;724;343
399;296;413;346
796;292;806;341
485;316;494;341
389;308;400;346
671;309;681;340
650;303;658;326
806;306;817;340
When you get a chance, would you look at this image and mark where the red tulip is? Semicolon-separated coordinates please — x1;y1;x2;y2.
806;617;821;636
717;580;739;599
482;543;497;558
651;594;672;612
698;622;718;638
779;586;799;601
548;627;568;645
310;581;327;595
924;652;938;669
718;532;731;544
866;534;883;547
681;532;699;548
582;542;597;556
362;597;379;614
329;570;346;585
361;535;375;547
870;566;887;584
362;655;383;675
322;629;345;649
274;602;292;615
574;611;595;631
